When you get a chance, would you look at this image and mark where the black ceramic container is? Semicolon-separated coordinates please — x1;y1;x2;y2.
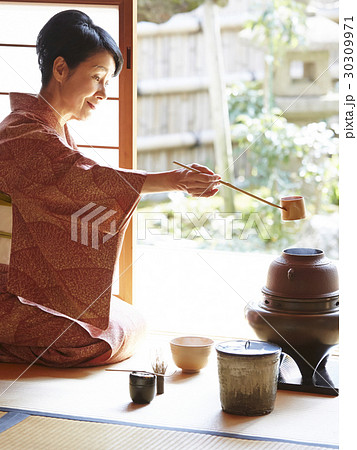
129;371;156;404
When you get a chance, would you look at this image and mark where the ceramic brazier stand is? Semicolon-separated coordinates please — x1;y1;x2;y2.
245;248;339;396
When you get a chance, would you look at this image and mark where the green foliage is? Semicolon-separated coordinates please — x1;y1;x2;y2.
246;0;307;60
228;81;265;121
228;82;339;248
229;82;297;193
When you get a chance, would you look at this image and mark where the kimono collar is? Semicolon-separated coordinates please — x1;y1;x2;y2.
9;92;61;132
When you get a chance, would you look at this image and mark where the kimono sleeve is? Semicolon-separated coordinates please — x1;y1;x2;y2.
3;127;147;329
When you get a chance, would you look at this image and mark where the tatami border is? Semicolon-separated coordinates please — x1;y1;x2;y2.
0;412;29;433
0;407;338;449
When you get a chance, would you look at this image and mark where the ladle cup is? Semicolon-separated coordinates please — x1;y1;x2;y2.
280;196;306;221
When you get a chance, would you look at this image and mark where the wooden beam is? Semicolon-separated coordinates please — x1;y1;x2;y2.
137;72;263;95
137;130;214;152
0;0;124;5
119;0;136;305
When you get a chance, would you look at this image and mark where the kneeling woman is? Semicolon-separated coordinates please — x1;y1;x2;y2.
0;10;220;367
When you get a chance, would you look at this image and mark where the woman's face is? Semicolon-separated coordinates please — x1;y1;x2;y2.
59;50;116;122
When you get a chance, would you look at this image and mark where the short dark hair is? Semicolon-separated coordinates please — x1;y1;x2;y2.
36;10;123;86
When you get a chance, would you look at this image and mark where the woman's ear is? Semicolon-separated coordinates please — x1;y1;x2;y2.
52;56;69;84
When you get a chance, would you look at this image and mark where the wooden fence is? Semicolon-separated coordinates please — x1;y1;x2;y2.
136;0;264;174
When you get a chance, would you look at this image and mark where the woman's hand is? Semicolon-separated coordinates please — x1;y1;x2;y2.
141;163;221;197
174;163;221;197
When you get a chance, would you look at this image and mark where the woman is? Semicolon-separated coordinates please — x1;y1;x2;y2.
0;10;220;367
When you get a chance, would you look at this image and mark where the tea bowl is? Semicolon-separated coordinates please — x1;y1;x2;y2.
170;336;214;373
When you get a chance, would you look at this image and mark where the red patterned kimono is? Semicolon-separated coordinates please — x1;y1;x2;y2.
0;93;147;367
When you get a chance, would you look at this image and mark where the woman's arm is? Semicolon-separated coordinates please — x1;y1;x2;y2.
141;164;221;197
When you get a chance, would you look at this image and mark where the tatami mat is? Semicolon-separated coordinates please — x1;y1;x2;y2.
0;413;332;449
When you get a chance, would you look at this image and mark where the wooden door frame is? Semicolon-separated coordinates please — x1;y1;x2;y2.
0;0;137;304
118;0;137;305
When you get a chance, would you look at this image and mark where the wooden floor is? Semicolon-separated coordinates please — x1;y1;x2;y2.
0;332;338;449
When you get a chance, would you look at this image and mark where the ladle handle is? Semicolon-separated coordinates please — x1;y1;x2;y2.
173;161;286;211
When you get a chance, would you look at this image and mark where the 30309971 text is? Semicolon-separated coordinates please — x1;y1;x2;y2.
343;16;355;139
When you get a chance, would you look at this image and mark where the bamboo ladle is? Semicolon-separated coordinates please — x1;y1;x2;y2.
173;161;306;220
